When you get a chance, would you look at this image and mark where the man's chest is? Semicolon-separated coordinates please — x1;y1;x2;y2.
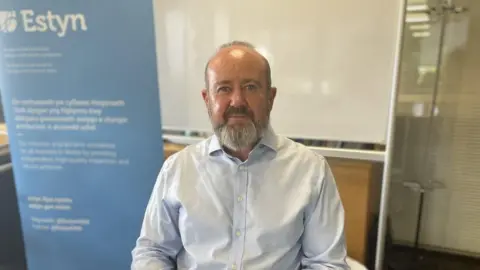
173;162;313;253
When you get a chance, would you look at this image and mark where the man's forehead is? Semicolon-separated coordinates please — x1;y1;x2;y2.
206;63;264;81
208;46;266;69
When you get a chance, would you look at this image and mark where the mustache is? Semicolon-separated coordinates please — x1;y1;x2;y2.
224;106;253;120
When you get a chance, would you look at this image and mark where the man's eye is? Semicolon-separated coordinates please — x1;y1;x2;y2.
217;86;230;92
245;84;257;91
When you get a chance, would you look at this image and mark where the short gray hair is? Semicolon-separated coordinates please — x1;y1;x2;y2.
204;40;272;90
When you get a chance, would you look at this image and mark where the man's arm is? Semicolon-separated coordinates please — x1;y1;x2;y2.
302;158;350;269
131;158;182;270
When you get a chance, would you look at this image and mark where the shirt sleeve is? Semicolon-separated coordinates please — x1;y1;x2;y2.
131;157;182;270
301;158;350;270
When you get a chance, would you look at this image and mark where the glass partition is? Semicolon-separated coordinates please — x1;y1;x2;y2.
386;0;478;268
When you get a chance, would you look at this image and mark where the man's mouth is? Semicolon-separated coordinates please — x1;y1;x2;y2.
228;114;249;118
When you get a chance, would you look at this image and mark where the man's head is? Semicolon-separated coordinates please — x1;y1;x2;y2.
202;41;277;152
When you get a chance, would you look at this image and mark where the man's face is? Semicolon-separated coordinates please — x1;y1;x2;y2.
202;47;276;151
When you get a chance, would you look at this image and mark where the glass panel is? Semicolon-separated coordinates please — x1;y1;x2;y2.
389;0;446;246
422;0;480;254
387;0;480;266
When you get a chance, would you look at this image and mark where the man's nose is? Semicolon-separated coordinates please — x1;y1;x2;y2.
230;87;247;107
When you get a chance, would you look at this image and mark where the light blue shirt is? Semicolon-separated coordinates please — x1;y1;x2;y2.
131;127;349;269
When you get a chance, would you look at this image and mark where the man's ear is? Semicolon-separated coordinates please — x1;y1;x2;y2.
268;87;277;110
201;88;209;106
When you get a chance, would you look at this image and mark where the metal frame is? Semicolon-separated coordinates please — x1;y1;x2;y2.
374;0;407;269
0;145;11;174
0;162;12;173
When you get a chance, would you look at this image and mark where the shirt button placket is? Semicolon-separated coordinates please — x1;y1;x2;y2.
232;164;248;269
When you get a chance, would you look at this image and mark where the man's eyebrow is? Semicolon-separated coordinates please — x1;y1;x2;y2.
213;80;232;87
241;79;262;86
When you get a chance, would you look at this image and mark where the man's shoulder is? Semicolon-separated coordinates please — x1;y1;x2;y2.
162;137;212;168
277;136;327;164
274;136;332;189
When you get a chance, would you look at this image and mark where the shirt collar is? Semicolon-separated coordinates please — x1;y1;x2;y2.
208;125;278;156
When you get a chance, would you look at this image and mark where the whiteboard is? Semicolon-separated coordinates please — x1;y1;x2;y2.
153;0;403;144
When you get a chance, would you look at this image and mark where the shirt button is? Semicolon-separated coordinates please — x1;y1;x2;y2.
232;264;237;269
235;230;241;237
237;196;243;202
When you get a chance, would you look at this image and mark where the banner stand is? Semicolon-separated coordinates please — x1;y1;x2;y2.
0;1;164;269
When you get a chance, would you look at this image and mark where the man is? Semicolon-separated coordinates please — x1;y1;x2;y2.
132;41;349;269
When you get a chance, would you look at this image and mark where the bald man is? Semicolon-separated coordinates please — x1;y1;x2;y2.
131;41;349;270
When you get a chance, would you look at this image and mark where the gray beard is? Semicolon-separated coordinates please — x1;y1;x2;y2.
206;99;269;151
214;120;266;151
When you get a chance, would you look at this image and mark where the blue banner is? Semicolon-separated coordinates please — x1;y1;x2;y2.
0;1;163;269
